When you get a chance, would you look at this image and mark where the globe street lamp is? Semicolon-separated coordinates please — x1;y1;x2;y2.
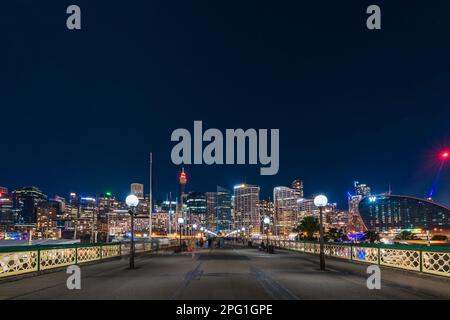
314;194;328;271
263;217;270;252
177;217;184;250
126;194;139;269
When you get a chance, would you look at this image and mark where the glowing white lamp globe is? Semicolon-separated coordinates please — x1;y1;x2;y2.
193;224;198;229
200;227;204;231
263;217;270;225
177;217;184;224
314;195;328;207
241;227;245;231
125;195;139;208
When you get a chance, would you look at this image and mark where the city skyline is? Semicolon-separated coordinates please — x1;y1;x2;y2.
1;164;449;209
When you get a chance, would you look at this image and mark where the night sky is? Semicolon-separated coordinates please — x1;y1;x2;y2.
1;1;450;208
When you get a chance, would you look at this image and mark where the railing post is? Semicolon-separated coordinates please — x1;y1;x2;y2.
419;250;423;273
37;247;41;272
100;245;103;262
75;247;78;265
377;247;381;265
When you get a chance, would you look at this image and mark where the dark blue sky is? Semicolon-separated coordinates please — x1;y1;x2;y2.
1;1;450;207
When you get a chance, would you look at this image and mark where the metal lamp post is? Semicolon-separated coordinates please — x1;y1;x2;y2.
178;217;184;250
314;194;328;271
126;195;139;269
263;217;270;252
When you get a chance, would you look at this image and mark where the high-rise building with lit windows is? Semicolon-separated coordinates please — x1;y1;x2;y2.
234;184;260;234
215;186;232;232
36;202;59;239
0;191;14;228
291;179;304;198
12;186;48;224
259;199;274;233
206;192;217;231
274;187;300;236
186;192;207;227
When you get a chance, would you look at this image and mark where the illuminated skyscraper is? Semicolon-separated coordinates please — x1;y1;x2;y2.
186;192;207;227
215;186;232;232
297;198;319;220
36;202;59;239
0;191;14;228
233;184;260;234
291;179;304;198
273;186;300;236
259;199;274;234
12;187;48;224
206;192;217;231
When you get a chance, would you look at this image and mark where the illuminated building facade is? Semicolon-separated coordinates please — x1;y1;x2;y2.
358;194;450;231
0;191;14;228
259;199;274;234
74;196;98;240
12;187;48;224
273;186;300;236
186;192;207;226
215;186;232;232
234;184;260;234
206;192;217;231
291;179;304;198
297;198;318;220
36;202;59;238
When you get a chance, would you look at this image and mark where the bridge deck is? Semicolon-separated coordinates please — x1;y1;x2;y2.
1;247;449;300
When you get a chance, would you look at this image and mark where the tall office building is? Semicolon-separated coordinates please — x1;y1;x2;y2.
12;187;48;224
36;202;59;238
259;199;274;234
206;192;217;231
98;193;119;218
0;191;14;228
205;187;232;233
186;192;207;227
291;179;304;198
215;186;232;232
0;187;8;195
297;198;319;220
75;196;98;240
273;186;300;236
234;184;260;234
131;183;144;199
161;198;177;234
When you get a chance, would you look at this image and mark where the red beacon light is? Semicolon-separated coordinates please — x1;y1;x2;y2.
441;151;450;160
178;168;188;185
